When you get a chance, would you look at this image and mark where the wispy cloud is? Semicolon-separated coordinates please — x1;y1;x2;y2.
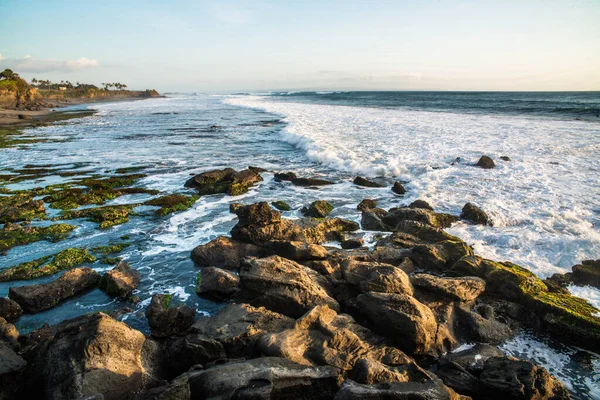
0;54;99;73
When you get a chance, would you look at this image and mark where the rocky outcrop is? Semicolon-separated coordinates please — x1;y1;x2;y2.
184;167;263;196
460;203;492;226
8;267;100;313
98;262;140;299
392;182;406;194
354;177;384;188
145;294;196;338
411;274;485;302
195;267;239;300
302;200;334;218
190;236;265;270
267;240;328;261
0;298;22;322
411;240;474;272
476;156;496;169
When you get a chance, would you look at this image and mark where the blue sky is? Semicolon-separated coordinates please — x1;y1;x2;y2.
1;0;599;92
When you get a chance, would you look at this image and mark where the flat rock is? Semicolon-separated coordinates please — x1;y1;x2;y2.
196;267;239;300
411;274;485;302
334;379;465;400
267;240;328;261
291;177;334;186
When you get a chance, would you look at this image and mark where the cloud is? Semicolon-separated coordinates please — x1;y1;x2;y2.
0;55;99;73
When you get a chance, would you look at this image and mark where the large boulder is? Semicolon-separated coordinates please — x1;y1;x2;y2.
302;200;334;218
476;156;496;169
460;203;492;226
195;267;239;300
361;208;389;231
98;262;140;299
20;312;160;400
571;259;600;288
184;167;262;196
342;260;413;296
145;294;196;338
8;267;100;313
238;256;340;318
187;357;341;400
334;379;465;400
0;297;22;322
411;274;485;303
409;200;434;211
392;182;407;194
155;334;226;380
382;207;458;230
190;236;265;270
411;240;474;272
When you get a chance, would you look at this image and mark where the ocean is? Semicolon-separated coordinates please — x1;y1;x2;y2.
1;91;599;397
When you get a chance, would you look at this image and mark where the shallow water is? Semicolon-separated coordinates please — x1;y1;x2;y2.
0;92;599;398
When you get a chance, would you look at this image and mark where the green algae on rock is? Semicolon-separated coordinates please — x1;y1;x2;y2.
143;193;199;216
91;242;131;265
0;194;46;223
271;200;292;211
43;186;158;210
302;200;334;219
56;204;138;229
184;167;263;197
0;223;76;254
0;248;96;282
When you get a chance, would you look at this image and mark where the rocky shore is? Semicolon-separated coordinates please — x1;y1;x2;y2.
1;161;598;399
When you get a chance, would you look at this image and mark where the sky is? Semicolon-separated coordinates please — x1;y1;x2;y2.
1;0;599;92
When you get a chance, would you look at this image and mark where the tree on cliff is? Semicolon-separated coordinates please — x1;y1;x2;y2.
0;69;17;80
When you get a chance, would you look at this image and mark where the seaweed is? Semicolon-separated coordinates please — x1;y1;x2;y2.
0;247;96;281
0;223;76;253
143;194;199;216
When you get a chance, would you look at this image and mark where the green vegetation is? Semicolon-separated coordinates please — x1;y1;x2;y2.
0;194;46;223
272;200;291;211
43;186;157;210
0;247;95;282
163;294;173;309
0;223;76;253
91;243;131;255
143;194;199;216
56;204;138;229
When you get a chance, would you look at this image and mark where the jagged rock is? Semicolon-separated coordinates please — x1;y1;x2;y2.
187;357;341;399
274;172;297;181
409;200;434;211
341;237;364;249
342;260;413;296
195;267;239;300
238;256;339;318
411;240;474;272
383;207;458;230
98;262;140;299
460;203;492;226
190;236;265;270
356;292;437;355
411;274;485;302
0;297;22;322
20;312;160;400
354;177;384;188
357;199;377;211
302;200;334;218
258;305;413;372
145;294;196;338
8;267;100;313
479;357;570;400
476;156;496;169
334;378;465;400
184;167;262;196
291;177;334;186
267;240;328;261
392;182;407;194
361;208;389;231
571;259;600;288
191;303;294;358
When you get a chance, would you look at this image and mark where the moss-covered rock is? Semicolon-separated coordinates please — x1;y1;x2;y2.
271;200;291;211
302;200;334;218
0;193;46;223
0;223;75;253
143;194;199;216
357;199;377;211
0;247;96;281
184;167;262;197
76;174;147;190
460;203;492;226
56;204;137;229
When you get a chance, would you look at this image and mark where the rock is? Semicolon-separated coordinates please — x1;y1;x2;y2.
190;236;265;270
98;262;140;299
383;207;458;229
411;240;474;272
0;316;19;349
274;172;297;181
334;379;465;400
145;294;196;338
0;297;22;322
354;177;384;188
479;357;570;400
0;341;27;399
302;200;334;218
8;267;100;314
291;177;334;186
184;167;262;196
341;237;364;249
134;374;189;400
411;274;485;302
17;114;32;120
357;199;377;211
238;255;340;318
195;267;239;300
156;334;226;380
476;155;496;169
342;260;413;296
379;221;457;244
409;200;434;211
392;182;407;194
351;358;430;384
187;357;341;400
356;292;437;355
460;203;492;226
191;303;294;358
229;203;243;213
267;240;328;261
457;307;514;344
20;312;160;400
271;200;291;211
361;208;389;231
184;167;235;189
258;305;414;372
571;259;600;288
500;156;511;161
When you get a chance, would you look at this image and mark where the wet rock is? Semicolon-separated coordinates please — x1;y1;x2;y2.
156;334;226;380
291;177;335;186
500;156;511;161
267;240;328;261
342;260;413;296
238;255;340;318
21;312;160;400
457;307;514;344
357;198;377;211
190;236;265;270
99;262;140;299
354;176;385;188
334;378;464;400
460;203;492;226
0;341;27;400
476;155;496;169
302;200;334;218
145;294;196;338
184;167;262;196
341;237;364;249
0;297;22;322
271;200;291;211
191;303;294;358
411;240;474;272
8;267;100;314
356;292;437;355
571;259;600;288
0;316;19;349
479;357;570;400
0;194;45;224
195;267;239;300
380;221;457;245
274;171;297;181
383;207;458;230
411;274;485;302
392;182;407;194
409;200;434;211
229;202;243;213
361;208;389;231
187;357;341;400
